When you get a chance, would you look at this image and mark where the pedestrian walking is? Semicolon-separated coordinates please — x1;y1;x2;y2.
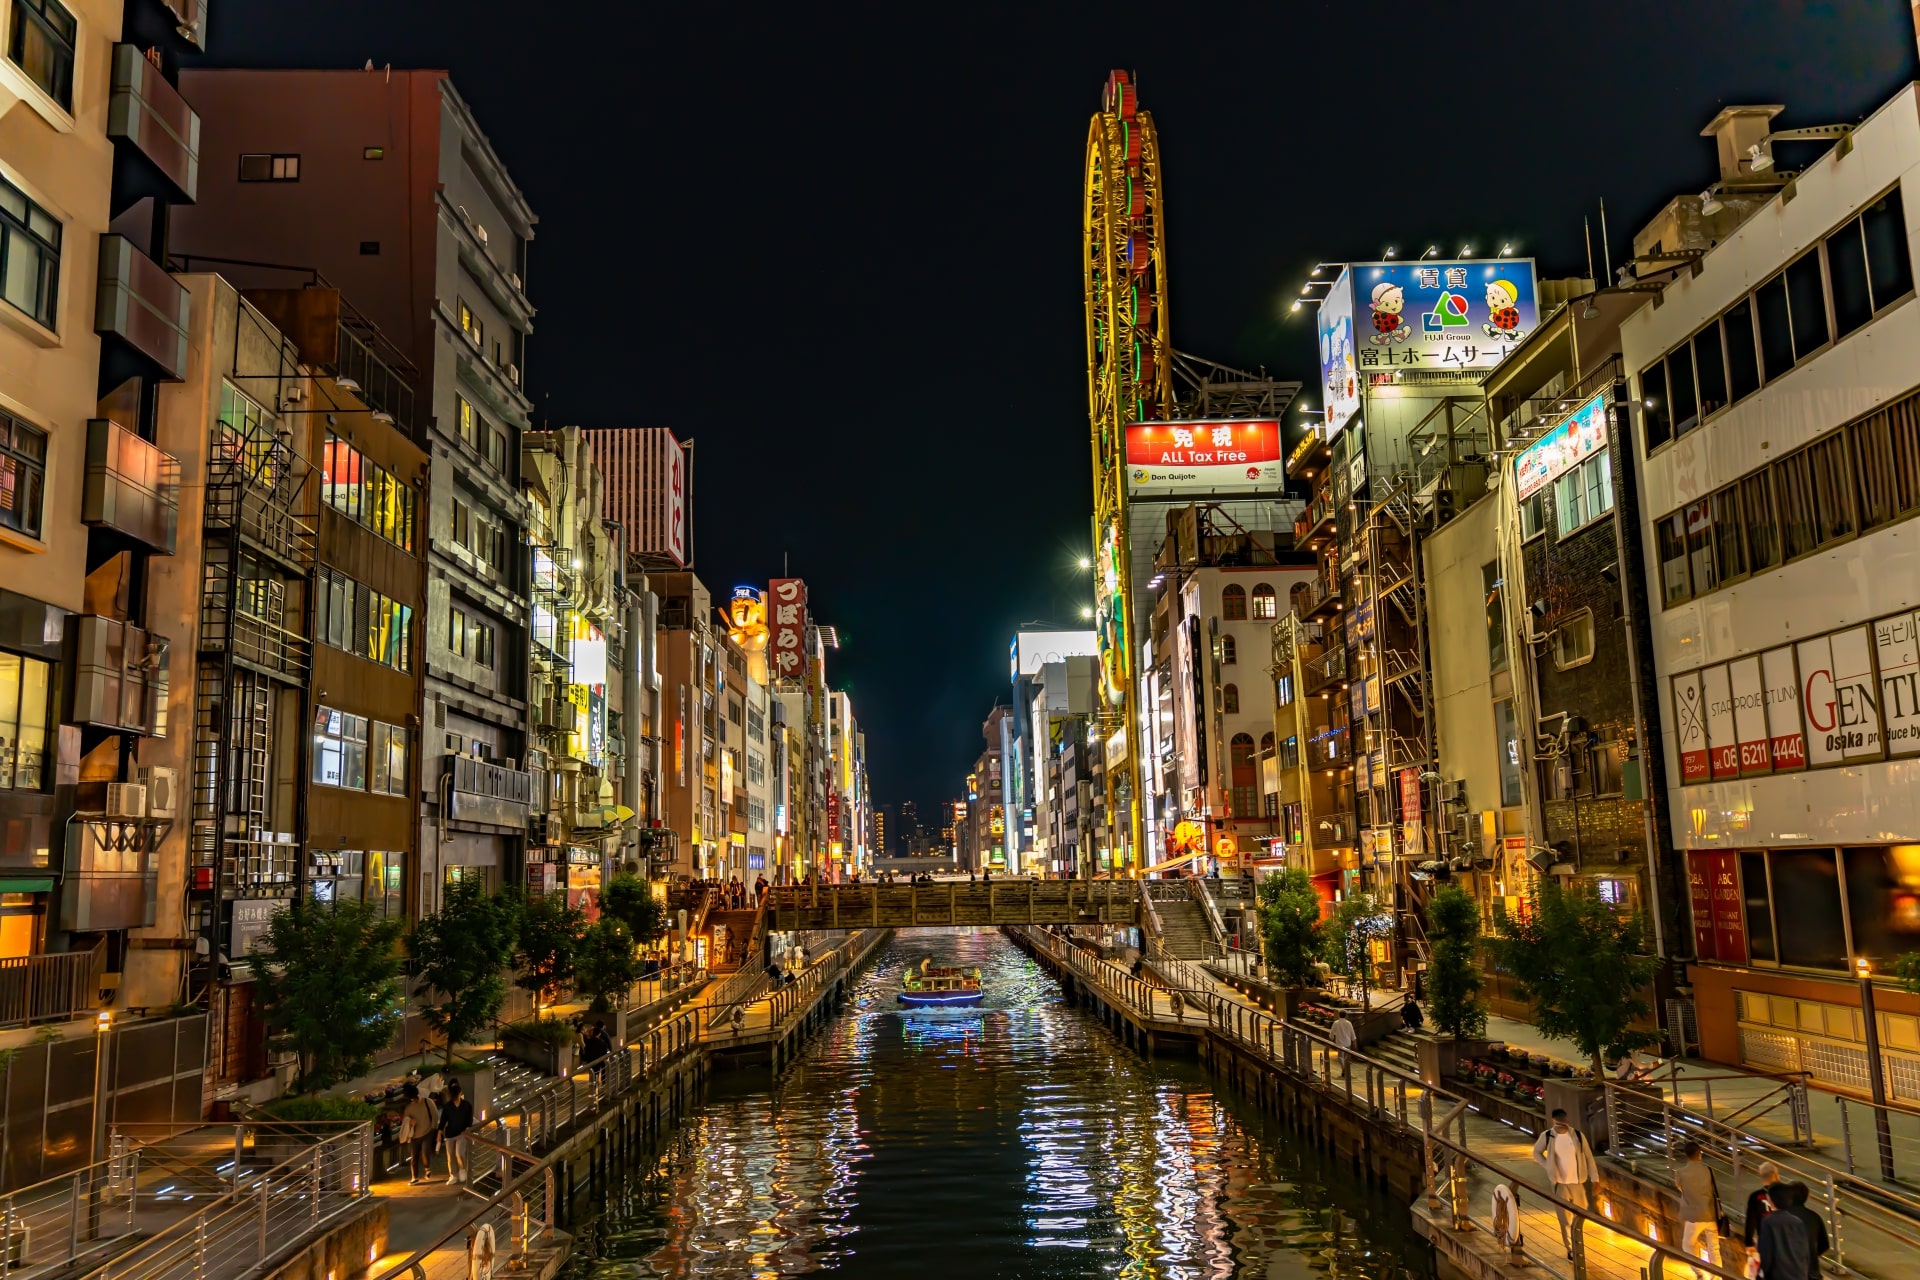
1331;1013;1357;1052
1673;1141;1722;1278
1756;1194;1810;1280
580;1020;611;1077
400;1084;437;1185
1783;1182;1829;1278
1742;1162;1787;1262
440;1081;473;1184
1531;1109;1598;1259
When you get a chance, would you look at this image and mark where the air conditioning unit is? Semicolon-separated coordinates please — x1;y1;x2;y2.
136;766;178;818
499;758;518;772
506;363;521;385
105;783;147;820
508;272;522;291
475;223;490;247
1439;778;1467;806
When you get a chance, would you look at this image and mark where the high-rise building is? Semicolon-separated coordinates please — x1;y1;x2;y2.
173;68;541;909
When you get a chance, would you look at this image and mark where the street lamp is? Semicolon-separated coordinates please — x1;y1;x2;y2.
1856;956;1897;1179
1080;606;1094;619
1077;557;1091;570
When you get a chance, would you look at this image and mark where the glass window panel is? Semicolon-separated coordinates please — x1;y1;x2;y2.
1770;848;1849;970
1685;499;1715;596
1658;512;1691;606
1864;187;1914;311
1756;274;1795;381
1742;471;1780;572
1741;851;1775;963
1723;302;1761;402
1693;327;1728;419
1811;434;1855;544
1711;486;1747;583
1786;251;1830;358
1640;360;1672;450
1843;846;1920;967
1669;346;1700;437
1829;218;1874;338
0;653;17;789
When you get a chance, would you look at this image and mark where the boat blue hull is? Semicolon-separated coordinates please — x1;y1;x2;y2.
897;990;984;1007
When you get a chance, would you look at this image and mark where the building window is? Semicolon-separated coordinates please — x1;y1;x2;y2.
1518;488;1547;540
0;409;47;539
366;850;405;919
1552;610;1596;669
448;606;495;668
1221;683;1240;714
1275;673;1293;707
1850;393;1920;532
1482;562;1506;672
456;396;477;448
1250;584;1277;619
322;433;414;550
312;705;370;790
1279;735;1300;769
1776;432;1854;560
458;298;484;349
1219;635;1237;665
1229;734;1258;820
7;0;75;111
0;172;61;328
359;241;380;256
363;146;384;161
1221;585;1247;621
0;650;50;791
238;153;300;182
1494;698;1523;808
315;567;413;672
371;722;408;796
1553;449;1614;537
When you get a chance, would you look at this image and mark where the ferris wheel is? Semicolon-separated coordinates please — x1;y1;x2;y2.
1084;69;1173;870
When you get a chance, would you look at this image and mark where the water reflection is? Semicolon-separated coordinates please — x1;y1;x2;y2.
562;929;1432;1279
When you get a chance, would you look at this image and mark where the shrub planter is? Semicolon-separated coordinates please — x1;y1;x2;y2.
501;1023;577;1078
1418;1038;1494;1088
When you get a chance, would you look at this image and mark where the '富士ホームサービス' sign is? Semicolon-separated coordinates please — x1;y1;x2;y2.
1125;420;1282;496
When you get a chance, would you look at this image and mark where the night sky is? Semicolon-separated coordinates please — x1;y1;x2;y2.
202;2;1914;821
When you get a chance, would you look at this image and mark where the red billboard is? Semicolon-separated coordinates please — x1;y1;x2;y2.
769;578;807;681
1124;419;1283;496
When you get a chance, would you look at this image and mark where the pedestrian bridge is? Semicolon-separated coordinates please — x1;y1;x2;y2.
763;879;1141;930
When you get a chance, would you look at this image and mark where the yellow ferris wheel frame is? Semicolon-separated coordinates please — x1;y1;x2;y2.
1084;70;1173;873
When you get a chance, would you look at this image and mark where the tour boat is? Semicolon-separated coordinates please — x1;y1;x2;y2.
898;957;985;1007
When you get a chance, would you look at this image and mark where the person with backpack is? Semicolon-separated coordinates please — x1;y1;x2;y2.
439;1081;473;1184
1673;1141;1723;1278
1532;1109;1598;1259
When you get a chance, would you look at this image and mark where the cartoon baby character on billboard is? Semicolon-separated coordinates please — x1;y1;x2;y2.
1369;282;1411;345
1483;279;1525;342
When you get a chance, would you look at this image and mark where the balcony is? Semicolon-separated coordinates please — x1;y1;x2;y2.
60;822;157;931
237;287;417;437
448;756;534;828
220;837;297;898
0;945;105;1029
95;235;189;382
83;418;179;552
107;44;199;204
1305;726;1352;774
1301;644;1347;695
71;615;170;737
1300;574;1342;621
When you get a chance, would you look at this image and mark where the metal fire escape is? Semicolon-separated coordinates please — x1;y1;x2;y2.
190;395;314;965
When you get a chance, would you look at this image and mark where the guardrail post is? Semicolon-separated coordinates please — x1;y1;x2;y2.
194;1211;207;1280
310;1146;321;1223
1839;1098;1855;1174
1604;1083;1622;1158
1826;1172;1844;1275
127;1148;139;1230
1421;1093;1438;1209
1569;1211;1588;1280
67;1170;81;1261
232;1124;245;1190
256;1176;269;1262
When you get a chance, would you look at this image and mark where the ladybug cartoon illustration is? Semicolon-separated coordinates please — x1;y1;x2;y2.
1483;279;1524;341
1369;282;1411;345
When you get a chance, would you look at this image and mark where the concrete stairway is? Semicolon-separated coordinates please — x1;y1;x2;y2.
1369;1026;1428;1078
1154;896;1215;960
707;908;761;973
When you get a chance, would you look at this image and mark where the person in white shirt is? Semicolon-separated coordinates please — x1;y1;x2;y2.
1331;1015;1356;1051
1531;1108;1598;1258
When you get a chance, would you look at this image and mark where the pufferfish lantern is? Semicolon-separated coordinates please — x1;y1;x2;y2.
727;587;770;683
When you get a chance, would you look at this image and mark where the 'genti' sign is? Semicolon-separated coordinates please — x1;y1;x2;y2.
1668;607;1920;785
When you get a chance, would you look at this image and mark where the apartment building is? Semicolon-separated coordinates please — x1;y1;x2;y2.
172;68;538;910
1625;88;1920;1087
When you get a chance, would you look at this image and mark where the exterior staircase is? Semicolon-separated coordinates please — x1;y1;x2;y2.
1369;1026;1429;1078
706;908;761;973
1154;895;1215;960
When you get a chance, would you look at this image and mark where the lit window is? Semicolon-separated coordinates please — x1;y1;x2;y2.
238;153;300;182
312;706;369;789
0;410;48;539
0;650;51;791
1552;611;1595;670
1250;584;1277;619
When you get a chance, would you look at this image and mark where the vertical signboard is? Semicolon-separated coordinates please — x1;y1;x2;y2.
1762;645;1806;770
1709;851;1748;964
1702;664;1739;779
665;435;687;565
1318;268;1360;434
1686;851;1718;960
768;578;807;682
1728;656;1771;776
1877;609;1920;756
1672;671;1709;783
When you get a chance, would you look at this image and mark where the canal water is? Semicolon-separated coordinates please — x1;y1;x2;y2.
560;929;1435;1279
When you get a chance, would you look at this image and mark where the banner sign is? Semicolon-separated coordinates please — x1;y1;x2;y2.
1514;392;1609;501
769;578;807;681
1348;259;1539;372
1317;269;1360;434
1125;420;1283;496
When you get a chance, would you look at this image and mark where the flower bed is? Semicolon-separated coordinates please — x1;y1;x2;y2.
1450;1043;1591;1114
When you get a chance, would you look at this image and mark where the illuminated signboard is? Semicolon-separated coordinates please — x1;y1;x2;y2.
1348;259;1539;373
1317;268;1360;434
1124;419;1282;497
1514;392;1609;501
1011;630;1099;679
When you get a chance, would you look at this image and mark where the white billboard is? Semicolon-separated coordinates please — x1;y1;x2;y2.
1011;630;1099;680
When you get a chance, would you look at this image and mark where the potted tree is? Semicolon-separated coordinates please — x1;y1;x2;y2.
503;889;585;1076
575;917;642;1044
1320;891;1399;1044
1257;868;1323;1020
1490;880;1660;1147
1418;885;1492;1086
409;876;519;1120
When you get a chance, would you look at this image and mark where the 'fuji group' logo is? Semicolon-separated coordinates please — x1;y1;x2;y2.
1424;291;1470;331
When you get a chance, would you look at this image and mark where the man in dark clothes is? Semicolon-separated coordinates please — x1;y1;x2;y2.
1742;1162;1787;1251
1784;1182;1829;1277
1756;1198;1809;1280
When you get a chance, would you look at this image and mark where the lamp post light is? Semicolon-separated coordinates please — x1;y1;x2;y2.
1856;956;1898;1180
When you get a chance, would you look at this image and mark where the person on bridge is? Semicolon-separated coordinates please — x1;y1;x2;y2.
1783;1182;1829;1278
1532;1109;1597;1259
1331;1014;1356;1052
440;1081;473;1185
1673;1140;1722;1278
400;1084;437;1185
755;874;769;903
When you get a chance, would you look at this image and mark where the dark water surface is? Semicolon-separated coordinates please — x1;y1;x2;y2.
560;929;1434;1279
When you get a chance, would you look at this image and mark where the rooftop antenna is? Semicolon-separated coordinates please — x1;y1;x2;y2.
1598;198;1613;284
1583;216;1596;284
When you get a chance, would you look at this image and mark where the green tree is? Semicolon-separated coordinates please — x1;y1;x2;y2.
1490;880;1661;1074
513;890;585;1021
1894;951;1920;995
409;877;520;1066
574;918;642;1012
602;873;669;947
1322;891;1393;1005
1425;884;1486;1040
1257;868;1324;988
253;898;405;1093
